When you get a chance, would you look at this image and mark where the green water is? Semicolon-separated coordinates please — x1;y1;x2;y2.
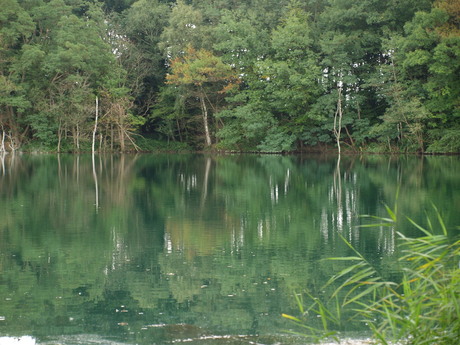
0;154;459;344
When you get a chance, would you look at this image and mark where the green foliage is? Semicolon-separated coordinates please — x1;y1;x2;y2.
135;135;191;152
166;46;239;147
26;111;59;148
121;0;170;115
284;204;460;344
257;127;296;153
370;94;431;153
159;0;210;59
0;75;29;111
426;128;460;153
0;0;143;152
1;0;459;152
0;0;34;48
215;103;267;151
216;5;322;152
396;5;460;137
148;85;187;141
212;10;270;72
166;46;238;88
216;99;297;152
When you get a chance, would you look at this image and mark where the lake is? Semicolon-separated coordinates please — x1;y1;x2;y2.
0;153;459;345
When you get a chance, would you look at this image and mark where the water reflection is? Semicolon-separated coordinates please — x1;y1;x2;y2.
0;152;5;176
0;154;459;344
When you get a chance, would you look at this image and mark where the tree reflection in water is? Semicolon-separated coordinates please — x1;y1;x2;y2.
0;154;458;344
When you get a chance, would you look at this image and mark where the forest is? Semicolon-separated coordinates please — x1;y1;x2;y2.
0;0;459;153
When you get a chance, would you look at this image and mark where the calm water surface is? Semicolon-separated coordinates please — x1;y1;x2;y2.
0;154;459;345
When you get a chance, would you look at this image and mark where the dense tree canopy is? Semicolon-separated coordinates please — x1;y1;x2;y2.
0;0;458;153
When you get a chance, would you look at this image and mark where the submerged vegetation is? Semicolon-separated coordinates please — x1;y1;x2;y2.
1;0;459;153
283;204;460;344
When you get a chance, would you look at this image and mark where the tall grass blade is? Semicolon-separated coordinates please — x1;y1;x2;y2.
384;204;397;222
432;203;448;236
406;216;432;236
282;203;459;345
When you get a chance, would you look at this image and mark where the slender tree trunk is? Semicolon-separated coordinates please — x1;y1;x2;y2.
200;92;212;147
344;125;356;152
99;133;103;151
176;118;183;142
4;106;20;152
57;119;62;153
119;126;125;152
0;126;5;153
333;87;343;154
8;132;19;152
92;96;99;155
72;127;77;151
111;124;114;151
76;124;80;152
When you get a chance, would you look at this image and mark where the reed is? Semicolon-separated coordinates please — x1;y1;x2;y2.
283;204;460;344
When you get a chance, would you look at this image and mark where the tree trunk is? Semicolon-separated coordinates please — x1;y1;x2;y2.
0;126;5;153
76;124;80;151
92;96;99;155
99;133;103;151
176;118;183;142
119;126;125;152
111;123;114;151
333;87;343;154
200;92;212;147
57;119;62;153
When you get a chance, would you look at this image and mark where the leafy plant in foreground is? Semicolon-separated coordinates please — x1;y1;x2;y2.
283;204;460;344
